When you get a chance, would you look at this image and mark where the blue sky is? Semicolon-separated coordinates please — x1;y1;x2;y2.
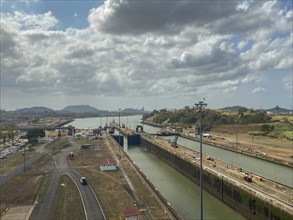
1;0;101;29
1;0;292;111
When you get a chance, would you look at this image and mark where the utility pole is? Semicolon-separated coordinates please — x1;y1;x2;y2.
118;109;121;153
106;111;108;125
194;99;207;220
23;144;26;172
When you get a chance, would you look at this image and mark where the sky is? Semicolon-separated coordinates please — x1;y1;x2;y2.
0;0;292;111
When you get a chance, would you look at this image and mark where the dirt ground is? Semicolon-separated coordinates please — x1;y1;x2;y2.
184;124;293;166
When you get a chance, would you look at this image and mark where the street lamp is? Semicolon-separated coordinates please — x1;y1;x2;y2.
23;144;26;172
235;118;238;149
118;109;121;152
194;99;207;220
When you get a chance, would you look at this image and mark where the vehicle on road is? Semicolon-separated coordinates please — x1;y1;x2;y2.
80;177;87;185
80;144;91;150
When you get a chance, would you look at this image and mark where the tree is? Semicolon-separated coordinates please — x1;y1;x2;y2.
26;128;45;146
28;137;38;145
261;124;274;134
238;107;248;118
26;128;45;140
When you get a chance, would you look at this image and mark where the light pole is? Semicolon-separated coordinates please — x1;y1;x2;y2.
194;99;207;220
23;144;26;172
118;109;121;152
106;111;108;125
235;120;238;149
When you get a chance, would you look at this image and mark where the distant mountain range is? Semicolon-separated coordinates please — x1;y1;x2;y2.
3;105;145;116
220;106;292;113
1;105;291;120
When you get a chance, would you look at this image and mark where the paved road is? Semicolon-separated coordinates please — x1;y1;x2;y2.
29;138;105;220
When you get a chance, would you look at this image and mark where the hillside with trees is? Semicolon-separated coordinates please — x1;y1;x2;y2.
143;107;292;140
144;107;272;126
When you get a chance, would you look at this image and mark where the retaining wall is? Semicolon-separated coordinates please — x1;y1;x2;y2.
141;137;292;220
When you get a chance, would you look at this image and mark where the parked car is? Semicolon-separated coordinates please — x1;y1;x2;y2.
0;154;7;160
80;177;87;185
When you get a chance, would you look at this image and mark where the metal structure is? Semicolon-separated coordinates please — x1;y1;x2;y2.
118;108;121;150
194;99;207;220
171;135;178;148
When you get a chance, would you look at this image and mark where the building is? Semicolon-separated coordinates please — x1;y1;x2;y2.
99;159;117;171
87;134;97;140
120;208;140;220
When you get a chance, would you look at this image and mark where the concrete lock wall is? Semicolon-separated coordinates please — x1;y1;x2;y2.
112;135;124;146
141;138;291;220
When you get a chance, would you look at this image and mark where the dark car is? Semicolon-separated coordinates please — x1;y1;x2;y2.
80;177;87;185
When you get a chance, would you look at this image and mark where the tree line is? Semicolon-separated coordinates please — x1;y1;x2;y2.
143;107;272;127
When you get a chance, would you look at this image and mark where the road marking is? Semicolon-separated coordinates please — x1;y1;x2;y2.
70;168;106;220
67;174;88;220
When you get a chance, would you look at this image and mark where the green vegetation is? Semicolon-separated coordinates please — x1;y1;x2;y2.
26;128;45;145
1;151;38;175
144;108;292;140
144;108;272;126
0;124;18;145
37;174;50;201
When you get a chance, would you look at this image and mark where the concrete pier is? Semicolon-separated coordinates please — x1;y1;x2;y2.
140;134;292;220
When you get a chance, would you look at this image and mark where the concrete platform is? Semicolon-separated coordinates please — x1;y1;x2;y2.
1;205;33;220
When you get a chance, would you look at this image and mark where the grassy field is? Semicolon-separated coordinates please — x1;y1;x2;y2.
271;114;293;123
0;150;38;175
37;174;50;202
0;168;43;215
51;175;85;220
69;142;136;220
0;153;54;216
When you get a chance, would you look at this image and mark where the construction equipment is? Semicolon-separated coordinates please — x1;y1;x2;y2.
171;135;178;148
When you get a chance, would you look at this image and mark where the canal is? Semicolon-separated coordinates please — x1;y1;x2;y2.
127;145;244;219
68;115;291;218
141;124;292;187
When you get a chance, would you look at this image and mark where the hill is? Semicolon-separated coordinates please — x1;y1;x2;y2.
220;106;245;111
121;108;145;114
61;105;105;113
221;106;292;114
263;107;292;114
16;106;55;114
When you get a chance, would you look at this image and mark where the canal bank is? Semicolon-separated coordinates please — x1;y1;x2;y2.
67;116;292;219
142;121;293;168
140;135;292;220
180;133;293;168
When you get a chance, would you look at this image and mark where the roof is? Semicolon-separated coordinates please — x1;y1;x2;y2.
121;208;140;217
100;159;117;166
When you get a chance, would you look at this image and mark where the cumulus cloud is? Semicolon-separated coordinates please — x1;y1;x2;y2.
0;0;292;109
251;87;266;93
2;11;58;30
88;0;238;35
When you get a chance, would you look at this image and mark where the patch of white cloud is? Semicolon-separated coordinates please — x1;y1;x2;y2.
1;11;58;30
238;40;247;50
282;74;293;90
251;87;266;93
285;9;293;18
